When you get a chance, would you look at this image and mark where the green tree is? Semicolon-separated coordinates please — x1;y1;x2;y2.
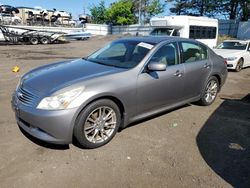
145;0;165;22
167;0;217;16
168;0;244;19
132;0;165;24
166;0;193;15
89;1;107;24
105;0;136;25
239;0;250;21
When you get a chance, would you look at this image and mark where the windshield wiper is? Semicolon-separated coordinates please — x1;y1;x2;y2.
83;58;128;69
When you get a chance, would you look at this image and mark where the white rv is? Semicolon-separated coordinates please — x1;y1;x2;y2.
150;15;218;48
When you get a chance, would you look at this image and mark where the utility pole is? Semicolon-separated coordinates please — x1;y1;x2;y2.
138;0;141;25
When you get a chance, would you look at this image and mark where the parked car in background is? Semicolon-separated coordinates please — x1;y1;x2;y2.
0;13;21;24
0;4;19;13
12;37;227;149
214;40;250;72
53;10;71;18
26;7;48;18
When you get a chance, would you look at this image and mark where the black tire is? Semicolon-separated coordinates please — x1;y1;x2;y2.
198;76;219;106
13;19;19;25
40;37;50;44
235;58;243;72
74;99;121;149
30;37;39;45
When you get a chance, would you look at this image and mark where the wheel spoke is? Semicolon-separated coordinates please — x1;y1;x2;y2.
87;117;95;123
104;121;116;127
90;129;99;142
205;93;210;102
100;130;105;141
84;123;96;134
211;83;217;90
103;110;114;120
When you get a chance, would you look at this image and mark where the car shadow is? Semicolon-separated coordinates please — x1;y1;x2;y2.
19;126;70;150
196;94;250;188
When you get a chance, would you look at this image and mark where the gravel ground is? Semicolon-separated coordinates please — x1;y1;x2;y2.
0;36;249;188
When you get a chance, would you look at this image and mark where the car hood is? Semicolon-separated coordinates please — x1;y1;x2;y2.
22;59;125;94
213;49;244;58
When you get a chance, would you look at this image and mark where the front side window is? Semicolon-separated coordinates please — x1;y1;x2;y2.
149;43;179;66
181;42;208;63
87;41;154;69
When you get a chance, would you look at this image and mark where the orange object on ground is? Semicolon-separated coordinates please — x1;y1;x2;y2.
12;66;20;73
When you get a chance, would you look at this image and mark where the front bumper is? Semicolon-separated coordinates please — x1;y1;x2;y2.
226;60;237;70
12;94;78;144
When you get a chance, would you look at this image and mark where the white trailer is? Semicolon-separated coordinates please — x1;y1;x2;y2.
150;15;218;48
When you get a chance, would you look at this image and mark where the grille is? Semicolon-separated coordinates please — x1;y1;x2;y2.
17;86;38;106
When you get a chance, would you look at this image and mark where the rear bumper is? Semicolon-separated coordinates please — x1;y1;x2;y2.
12;94;78;144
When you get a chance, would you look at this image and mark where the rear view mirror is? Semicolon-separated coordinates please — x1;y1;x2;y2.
147;62;166;71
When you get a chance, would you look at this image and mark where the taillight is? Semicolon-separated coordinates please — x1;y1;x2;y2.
224;60;227;65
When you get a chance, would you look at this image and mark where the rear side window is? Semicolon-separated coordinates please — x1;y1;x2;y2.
181;42;208;63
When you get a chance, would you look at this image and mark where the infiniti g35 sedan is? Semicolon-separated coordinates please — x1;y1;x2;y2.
12;36;227;148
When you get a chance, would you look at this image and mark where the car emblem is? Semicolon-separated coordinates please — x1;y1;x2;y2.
17;92;23;98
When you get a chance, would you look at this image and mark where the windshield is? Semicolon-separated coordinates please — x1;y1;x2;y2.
150;28;174;36
86;41;154;69
216;41;247;50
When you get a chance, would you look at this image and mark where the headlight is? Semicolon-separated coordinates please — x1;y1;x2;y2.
226;57;237;61
37;87;84;110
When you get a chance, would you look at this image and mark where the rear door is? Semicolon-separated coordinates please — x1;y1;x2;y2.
179;41;211;99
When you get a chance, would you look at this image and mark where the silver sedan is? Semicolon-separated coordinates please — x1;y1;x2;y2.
12;36;227;148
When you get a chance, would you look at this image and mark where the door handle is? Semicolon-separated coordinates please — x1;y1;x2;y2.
204;63;210;69
174;70;183;77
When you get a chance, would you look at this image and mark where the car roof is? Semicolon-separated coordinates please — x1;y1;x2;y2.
115;36;195;45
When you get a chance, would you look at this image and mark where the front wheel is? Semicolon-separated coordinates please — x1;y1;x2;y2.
235;58;243;72
198;76;219;106
74;99;121;149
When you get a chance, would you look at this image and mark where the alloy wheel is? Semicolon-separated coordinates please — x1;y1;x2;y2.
84;106;117;144
204;80;218;104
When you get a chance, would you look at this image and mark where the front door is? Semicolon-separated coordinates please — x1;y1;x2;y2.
136;42;185;115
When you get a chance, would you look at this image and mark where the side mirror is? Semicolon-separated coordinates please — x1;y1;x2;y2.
147;62;166;71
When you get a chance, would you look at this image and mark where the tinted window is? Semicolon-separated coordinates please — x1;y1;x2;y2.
150;43;179;66
189;26;217;39
181;42;208;63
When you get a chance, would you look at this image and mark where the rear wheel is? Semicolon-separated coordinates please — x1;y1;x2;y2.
235;58;243;72
30;37;39;45
74;99;121;149
198;76;219;106
40;37;50;44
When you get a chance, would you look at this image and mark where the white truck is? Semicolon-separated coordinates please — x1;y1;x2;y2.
150;15;218;48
